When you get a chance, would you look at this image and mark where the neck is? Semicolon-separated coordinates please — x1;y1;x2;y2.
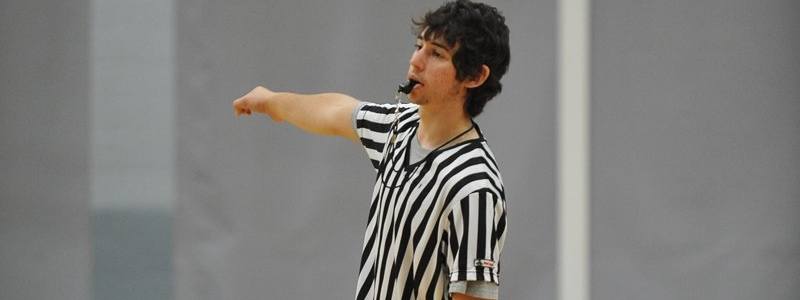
417;101;476;150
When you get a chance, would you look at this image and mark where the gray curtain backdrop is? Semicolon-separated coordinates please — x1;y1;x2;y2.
174;0;555;299
591;0;800;299
2;0;799;299
0;1;91;300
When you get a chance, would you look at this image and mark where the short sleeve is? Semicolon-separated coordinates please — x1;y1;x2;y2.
444;189;506;285
352;102;415;170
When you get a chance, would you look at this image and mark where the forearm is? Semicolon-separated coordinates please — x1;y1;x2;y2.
270;92;358;137
233;86;360;141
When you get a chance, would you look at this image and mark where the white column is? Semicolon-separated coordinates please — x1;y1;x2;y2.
90;1;175;299
91;0;175;212
558;0;590;300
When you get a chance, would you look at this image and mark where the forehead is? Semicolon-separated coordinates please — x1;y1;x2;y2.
417;28;456;51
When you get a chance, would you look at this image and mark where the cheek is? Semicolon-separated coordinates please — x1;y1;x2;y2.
430;65;457;85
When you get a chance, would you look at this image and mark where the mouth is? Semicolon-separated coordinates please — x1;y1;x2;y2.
408;75;424;90
408;75;422;85
398;78;422;94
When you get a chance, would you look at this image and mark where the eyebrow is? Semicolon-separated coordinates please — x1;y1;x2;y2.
416;36;452;52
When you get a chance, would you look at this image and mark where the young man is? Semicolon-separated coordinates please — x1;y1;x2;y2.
232;1;509;299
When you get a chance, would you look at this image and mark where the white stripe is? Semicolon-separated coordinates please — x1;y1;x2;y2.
365;147;383;163
559;0;590;300
450;201;465;279
356;252;375;291
493;195;504;280
484;192;494;265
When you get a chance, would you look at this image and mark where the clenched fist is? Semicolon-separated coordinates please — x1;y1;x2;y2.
232;86;284;122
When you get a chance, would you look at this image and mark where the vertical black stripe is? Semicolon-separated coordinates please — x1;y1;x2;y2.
356;268;373;300
360;232;376;269
458;199;470;281
496;210;506;242
475;192;487;281
402;268;415;299
412;223;442;293
375;164;405;299
426;250;443;300
449;214;459;264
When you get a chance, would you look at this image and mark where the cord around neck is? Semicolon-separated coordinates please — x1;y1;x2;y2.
424;121;475;153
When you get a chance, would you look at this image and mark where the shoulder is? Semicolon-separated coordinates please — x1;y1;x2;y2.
444;140;503;179
357;102;418;115
353;102;419;133
438;141;505;204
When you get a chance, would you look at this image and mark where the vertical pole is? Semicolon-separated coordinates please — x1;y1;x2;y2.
558;0;590;300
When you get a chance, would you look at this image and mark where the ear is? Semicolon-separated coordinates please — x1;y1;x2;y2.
464;65;491;88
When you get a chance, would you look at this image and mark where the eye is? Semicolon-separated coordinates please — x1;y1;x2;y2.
414;43;422;50
431;50;442;58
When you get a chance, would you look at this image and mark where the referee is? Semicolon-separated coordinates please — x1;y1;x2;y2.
233;1;509;299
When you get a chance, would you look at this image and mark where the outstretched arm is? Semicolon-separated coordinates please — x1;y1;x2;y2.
232;86;360;142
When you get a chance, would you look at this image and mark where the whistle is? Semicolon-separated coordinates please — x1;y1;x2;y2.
397;79;420;94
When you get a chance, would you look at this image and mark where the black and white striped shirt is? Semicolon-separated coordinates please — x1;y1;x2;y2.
353;102;507;300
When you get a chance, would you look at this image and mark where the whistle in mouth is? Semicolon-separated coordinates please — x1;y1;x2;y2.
397;79;420;94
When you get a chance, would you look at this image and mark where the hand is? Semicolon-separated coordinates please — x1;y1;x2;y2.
232;86;284;122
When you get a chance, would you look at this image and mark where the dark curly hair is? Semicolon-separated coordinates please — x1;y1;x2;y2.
413;0;510;117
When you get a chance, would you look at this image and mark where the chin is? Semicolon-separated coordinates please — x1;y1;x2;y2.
408;97;427;105
407;93;427;105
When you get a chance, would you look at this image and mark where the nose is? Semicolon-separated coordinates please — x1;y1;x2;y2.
409;48;424;72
